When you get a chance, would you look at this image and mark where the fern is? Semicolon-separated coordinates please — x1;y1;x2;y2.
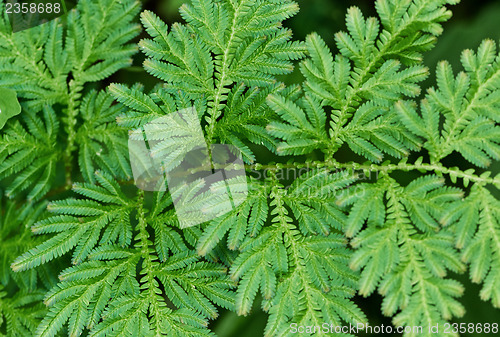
342;175;466;333
0;195;55;337
1;0;499;336
0;0;139;198
13;172;234;336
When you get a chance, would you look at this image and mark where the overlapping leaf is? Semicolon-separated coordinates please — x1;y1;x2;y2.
342;176;466;336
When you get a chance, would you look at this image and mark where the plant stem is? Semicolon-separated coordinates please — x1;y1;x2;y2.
63;79;82;188
249;159;499;187
206;2;243;147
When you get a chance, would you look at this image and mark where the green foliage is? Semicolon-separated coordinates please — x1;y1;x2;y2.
0;107;59;201
135;0;306;161
76;90;132;184
343;175;466;334
12;172;234;337
0;0;139;200
397;39;500;167
0;0;499;336
0;195;56;337
0;0;140;109
442;184;500;307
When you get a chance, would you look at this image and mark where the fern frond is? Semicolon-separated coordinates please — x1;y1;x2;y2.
266;92;329;155
393;41;500;313
442;185;500;308
0;195;58;337
11;173;232;336
0;108;60;201
272;0;457;161
345;175;466;335
398;40;500;166
0;0;140;109
12;172;133;271
5;0;499;335
0;0;141;199
0;288;46;337
133;0;306;161
196;169;365;335
76;90;132;183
